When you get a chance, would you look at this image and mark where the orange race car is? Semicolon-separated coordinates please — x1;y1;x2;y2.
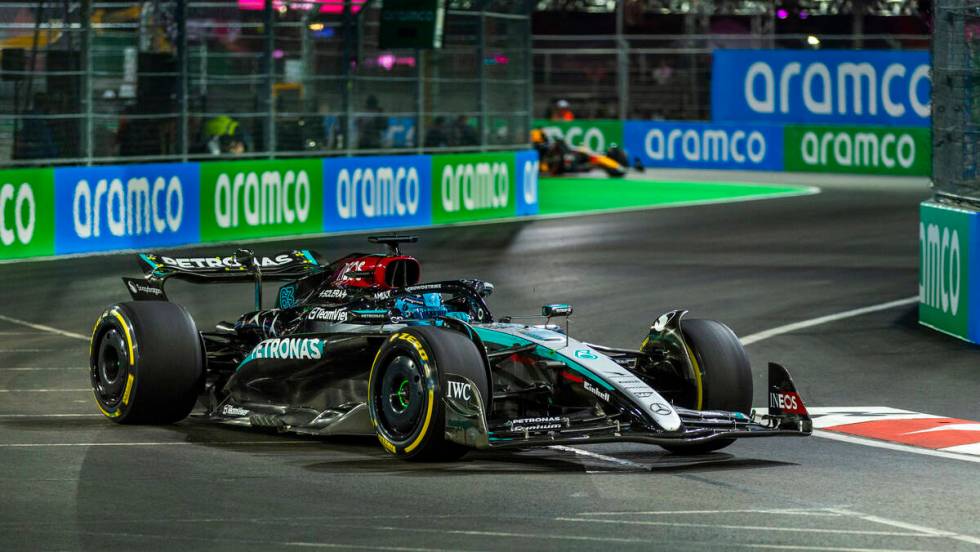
531;128;631;177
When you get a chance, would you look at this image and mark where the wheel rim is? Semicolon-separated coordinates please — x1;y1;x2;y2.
375;354;425;439
92;327;129;407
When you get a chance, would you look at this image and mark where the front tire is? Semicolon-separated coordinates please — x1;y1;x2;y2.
661;318;752;455
368;327;487;461
89;302;203;424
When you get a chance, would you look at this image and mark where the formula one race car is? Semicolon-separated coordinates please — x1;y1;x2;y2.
532;129;630;177
89;235;811;461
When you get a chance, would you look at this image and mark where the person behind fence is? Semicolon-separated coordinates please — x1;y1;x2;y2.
202;115;246;155
357;95;388;149
16;93;58;160
451;115;478;146
549;99;574;121
425;116;450;148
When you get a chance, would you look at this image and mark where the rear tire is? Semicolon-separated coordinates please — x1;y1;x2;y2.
368;327;488;461
89;302;203;424
661;318;752;455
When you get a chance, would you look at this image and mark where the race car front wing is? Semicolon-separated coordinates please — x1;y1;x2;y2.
443;362;812;450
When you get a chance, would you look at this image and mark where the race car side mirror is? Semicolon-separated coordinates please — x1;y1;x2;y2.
477;281;494;297
542;304;573;317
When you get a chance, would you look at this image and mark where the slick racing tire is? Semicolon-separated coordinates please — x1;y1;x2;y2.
90;302;203;424
661;319;753;455
368;327;488;462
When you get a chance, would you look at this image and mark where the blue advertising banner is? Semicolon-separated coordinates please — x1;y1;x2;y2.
514;149;540;216
712;50;931;127
624;121;784;171
323;155;432;232
54;163;200;254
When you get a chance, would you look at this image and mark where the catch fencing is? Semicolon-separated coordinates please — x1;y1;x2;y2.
0;1;533;168
532;33;930;122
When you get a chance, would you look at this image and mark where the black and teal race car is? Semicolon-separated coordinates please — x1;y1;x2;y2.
90;235;811;461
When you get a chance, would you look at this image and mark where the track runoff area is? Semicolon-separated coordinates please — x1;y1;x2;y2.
1;170;978;551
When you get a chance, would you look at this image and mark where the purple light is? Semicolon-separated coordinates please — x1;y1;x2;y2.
799;10;809;19
370;55;416;70
237;0;365;14
776;8;789;19
273;49;284;59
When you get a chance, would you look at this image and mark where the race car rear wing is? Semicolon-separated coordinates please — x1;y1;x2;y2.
137;250;320;283
128;250;321;307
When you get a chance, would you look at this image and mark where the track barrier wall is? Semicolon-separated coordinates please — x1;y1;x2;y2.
0;150;538;261
918;201;980;344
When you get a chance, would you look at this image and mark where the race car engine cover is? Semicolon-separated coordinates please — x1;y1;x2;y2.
333;256;421;289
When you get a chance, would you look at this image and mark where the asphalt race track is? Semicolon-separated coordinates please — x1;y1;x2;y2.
1;170;977;552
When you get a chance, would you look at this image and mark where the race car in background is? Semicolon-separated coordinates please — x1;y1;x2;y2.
531;128;633;177
90;235;811;461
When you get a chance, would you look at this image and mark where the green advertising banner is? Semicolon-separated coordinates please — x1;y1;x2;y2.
784;125;930;176
431;152;516;224
918;201;973;341
200;158;323;242
0;168;55;260
534;119;623;153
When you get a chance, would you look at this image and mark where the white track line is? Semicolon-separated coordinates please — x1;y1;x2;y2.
22;527;470;552
577;508;843;517
739;296;918;346
0;367;86;371
0;314;88;341
0;413;100;418
831;508;980;546
0;349;57;353
814;430;980;464
553;517;939;537
548;444;649;469
736;546;934;552
0;388;89;393
273;523;937;552
0;440;317;448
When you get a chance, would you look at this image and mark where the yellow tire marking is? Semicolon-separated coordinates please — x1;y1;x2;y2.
685;343;703;410
122;373;135;405
96;402;120;418
367;346;384;428
111;311;135;366
396;333;429;361
404;389;434;454
89;312;106;357
378;435;396;454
